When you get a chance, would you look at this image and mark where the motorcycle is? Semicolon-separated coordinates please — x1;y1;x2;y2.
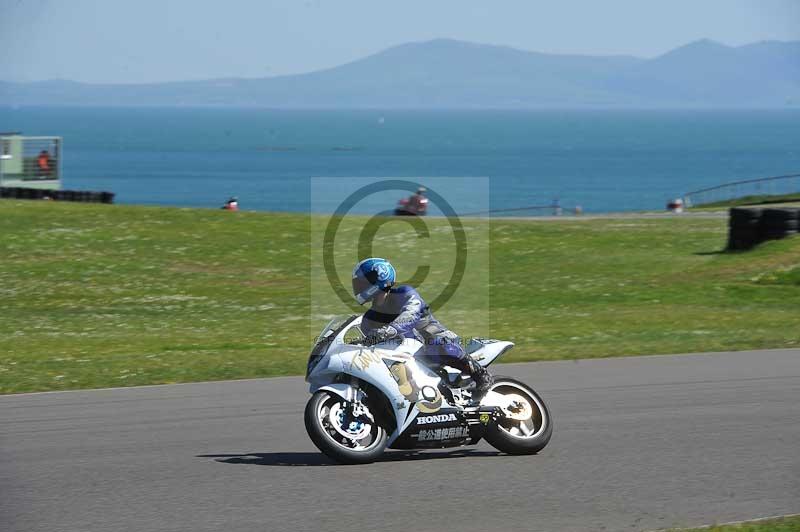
304;315;553;464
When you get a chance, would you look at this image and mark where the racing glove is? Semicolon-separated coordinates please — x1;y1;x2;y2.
363;325;399;346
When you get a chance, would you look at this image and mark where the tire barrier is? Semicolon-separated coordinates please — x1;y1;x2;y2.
0;187;115;204
728;207;799;250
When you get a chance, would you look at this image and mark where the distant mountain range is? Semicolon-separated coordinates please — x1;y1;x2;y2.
2;39;798;108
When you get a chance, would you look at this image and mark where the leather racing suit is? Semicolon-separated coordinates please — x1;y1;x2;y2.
360;285;468;368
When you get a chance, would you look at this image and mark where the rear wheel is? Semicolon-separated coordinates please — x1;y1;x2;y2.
483;377;553;455
304;390;387;464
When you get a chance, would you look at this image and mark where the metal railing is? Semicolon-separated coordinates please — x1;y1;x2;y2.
461;199;572;217
683;173;800;208
0;135;62;187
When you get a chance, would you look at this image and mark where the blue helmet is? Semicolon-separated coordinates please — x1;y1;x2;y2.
352;258;396;304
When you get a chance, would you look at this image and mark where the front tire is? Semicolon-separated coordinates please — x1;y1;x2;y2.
304;391;387;464
483;377;553;455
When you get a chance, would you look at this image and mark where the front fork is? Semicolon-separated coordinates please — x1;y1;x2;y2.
340;377;373;425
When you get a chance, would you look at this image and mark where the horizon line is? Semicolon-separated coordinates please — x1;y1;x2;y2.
3;36;797;86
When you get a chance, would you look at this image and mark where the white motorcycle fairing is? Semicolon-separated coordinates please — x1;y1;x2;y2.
306;315;516;448
465;338;515;367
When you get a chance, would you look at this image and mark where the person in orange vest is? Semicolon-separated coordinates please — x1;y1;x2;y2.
37;150;52;176
407;187;429;215
222;197;239;211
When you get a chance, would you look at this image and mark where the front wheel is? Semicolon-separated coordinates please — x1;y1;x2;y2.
304;390;387;464
483;377;553;455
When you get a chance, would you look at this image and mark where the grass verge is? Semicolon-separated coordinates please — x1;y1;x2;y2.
696;192;800;209
669;515;800;531
1;200;799;393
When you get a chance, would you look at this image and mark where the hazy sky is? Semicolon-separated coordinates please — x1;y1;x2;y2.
2;0;798;83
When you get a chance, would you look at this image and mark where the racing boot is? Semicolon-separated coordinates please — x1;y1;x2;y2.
467;358;494;402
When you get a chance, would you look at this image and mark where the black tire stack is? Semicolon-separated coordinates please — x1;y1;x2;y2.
728;207;800;250
760;208;800;240
728;208;762;250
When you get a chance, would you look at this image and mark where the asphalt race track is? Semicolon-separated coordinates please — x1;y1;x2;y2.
2;349;799;532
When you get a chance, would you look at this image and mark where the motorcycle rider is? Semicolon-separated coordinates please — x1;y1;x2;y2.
351;257;493;399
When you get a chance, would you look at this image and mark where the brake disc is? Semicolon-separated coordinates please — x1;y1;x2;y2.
328;402;372;440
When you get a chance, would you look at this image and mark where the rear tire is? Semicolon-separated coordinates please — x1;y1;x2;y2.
483;377;553;455
304;391;387;465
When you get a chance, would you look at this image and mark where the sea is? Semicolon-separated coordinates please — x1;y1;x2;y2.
2;106;799;215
